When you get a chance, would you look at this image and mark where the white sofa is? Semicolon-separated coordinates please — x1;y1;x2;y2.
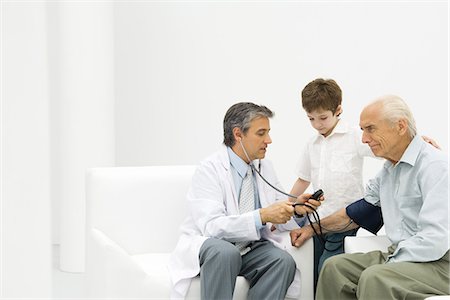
85;165;314;300
344;227;391;254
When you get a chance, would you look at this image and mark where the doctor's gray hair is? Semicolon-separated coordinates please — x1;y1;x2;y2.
223;102;274;147
376;95;417;138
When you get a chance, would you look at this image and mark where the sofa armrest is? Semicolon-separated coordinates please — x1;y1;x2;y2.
276;231;314;300
290;238;314;300
344;235;391;254
86;228;170;299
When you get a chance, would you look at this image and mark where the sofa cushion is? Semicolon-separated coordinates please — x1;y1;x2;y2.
132;252;250;300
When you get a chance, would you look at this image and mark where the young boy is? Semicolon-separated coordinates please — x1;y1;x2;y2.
290;78;374;290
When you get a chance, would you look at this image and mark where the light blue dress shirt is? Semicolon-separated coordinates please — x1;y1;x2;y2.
364;135;449;263
227;147;264;230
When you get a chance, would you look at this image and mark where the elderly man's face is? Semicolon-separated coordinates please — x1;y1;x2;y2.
359;103;402;160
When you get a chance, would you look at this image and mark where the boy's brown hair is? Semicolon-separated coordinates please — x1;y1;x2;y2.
301;78;342;115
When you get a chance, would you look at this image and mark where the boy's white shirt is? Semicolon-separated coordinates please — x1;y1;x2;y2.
296;119;374;219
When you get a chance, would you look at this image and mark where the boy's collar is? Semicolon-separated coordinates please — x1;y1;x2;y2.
314;119;348;140
332;119;348;134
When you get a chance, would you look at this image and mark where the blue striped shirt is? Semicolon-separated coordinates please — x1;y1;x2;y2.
227;147;264;230
365;135;449;263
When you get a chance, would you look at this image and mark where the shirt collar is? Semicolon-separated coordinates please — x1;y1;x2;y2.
227;147;250;178
398;134;422;166
383;134;422;170
313;119;349;141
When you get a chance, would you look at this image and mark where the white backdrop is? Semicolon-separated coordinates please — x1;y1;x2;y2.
1;2;52;296
0;1;448;289
114;2;448;190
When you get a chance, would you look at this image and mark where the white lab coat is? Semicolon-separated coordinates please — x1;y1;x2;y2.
168;146;302;299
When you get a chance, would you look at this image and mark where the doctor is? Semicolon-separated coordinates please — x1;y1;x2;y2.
168;102;322;300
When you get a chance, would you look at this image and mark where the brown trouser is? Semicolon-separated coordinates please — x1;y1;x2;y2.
316;246;449;300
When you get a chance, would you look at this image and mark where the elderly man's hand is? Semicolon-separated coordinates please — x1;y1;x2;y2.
290;226;314;247
260;200;294;224
293;193;324;216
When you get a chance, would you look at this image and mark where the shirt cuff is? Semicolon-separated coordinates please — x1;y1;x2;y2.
295;217;307;227
254;209;264;230
296;172;310;182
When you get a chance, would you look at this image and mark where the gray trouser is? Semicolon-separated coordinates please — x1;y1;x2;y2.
316;246;450;300
199;238;296;300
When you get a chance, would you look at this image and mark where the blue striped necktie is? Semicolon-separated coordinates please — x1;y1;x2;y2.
235;167;254;255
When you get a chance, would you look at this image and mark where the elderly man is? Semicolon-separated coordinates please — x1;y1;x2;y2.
290;95;449;299
169;102;322;300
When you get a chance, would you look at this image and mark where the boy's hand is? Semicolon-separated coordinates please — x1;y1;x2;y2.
293;193;324;216
422;135;441;150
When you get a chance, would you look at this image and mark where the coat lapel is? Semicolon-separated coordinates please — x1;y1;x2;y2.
218;146;239;212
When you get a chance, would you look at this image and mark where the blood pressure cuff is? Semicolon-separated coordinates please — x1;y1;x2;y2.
346;199;383;235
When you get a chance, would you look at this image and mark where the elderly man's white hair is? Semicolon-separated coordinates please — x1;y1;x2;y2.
372;95;417;138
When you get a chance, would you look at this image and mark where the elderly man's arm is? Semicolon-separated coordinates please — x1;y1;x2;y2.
290;198;384;247
290;207;359;247
387;160;448;263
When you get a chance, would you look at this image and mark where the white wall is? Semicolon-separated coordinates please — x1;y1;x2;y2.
2;0;115;286
1;2;52;297
114;2;448;189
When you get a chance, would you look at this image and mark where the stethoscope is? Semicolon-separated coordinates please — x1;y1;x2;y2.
239;138;345;251
239;139;298;199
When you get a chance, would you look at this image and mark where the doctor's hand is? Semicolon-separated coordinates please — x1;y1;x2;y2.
293;193;324;216
260;200;294;224
290;226;314;248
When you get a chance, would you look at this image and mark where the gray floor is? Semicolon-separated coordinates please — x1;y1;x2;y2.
52;245;87;299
